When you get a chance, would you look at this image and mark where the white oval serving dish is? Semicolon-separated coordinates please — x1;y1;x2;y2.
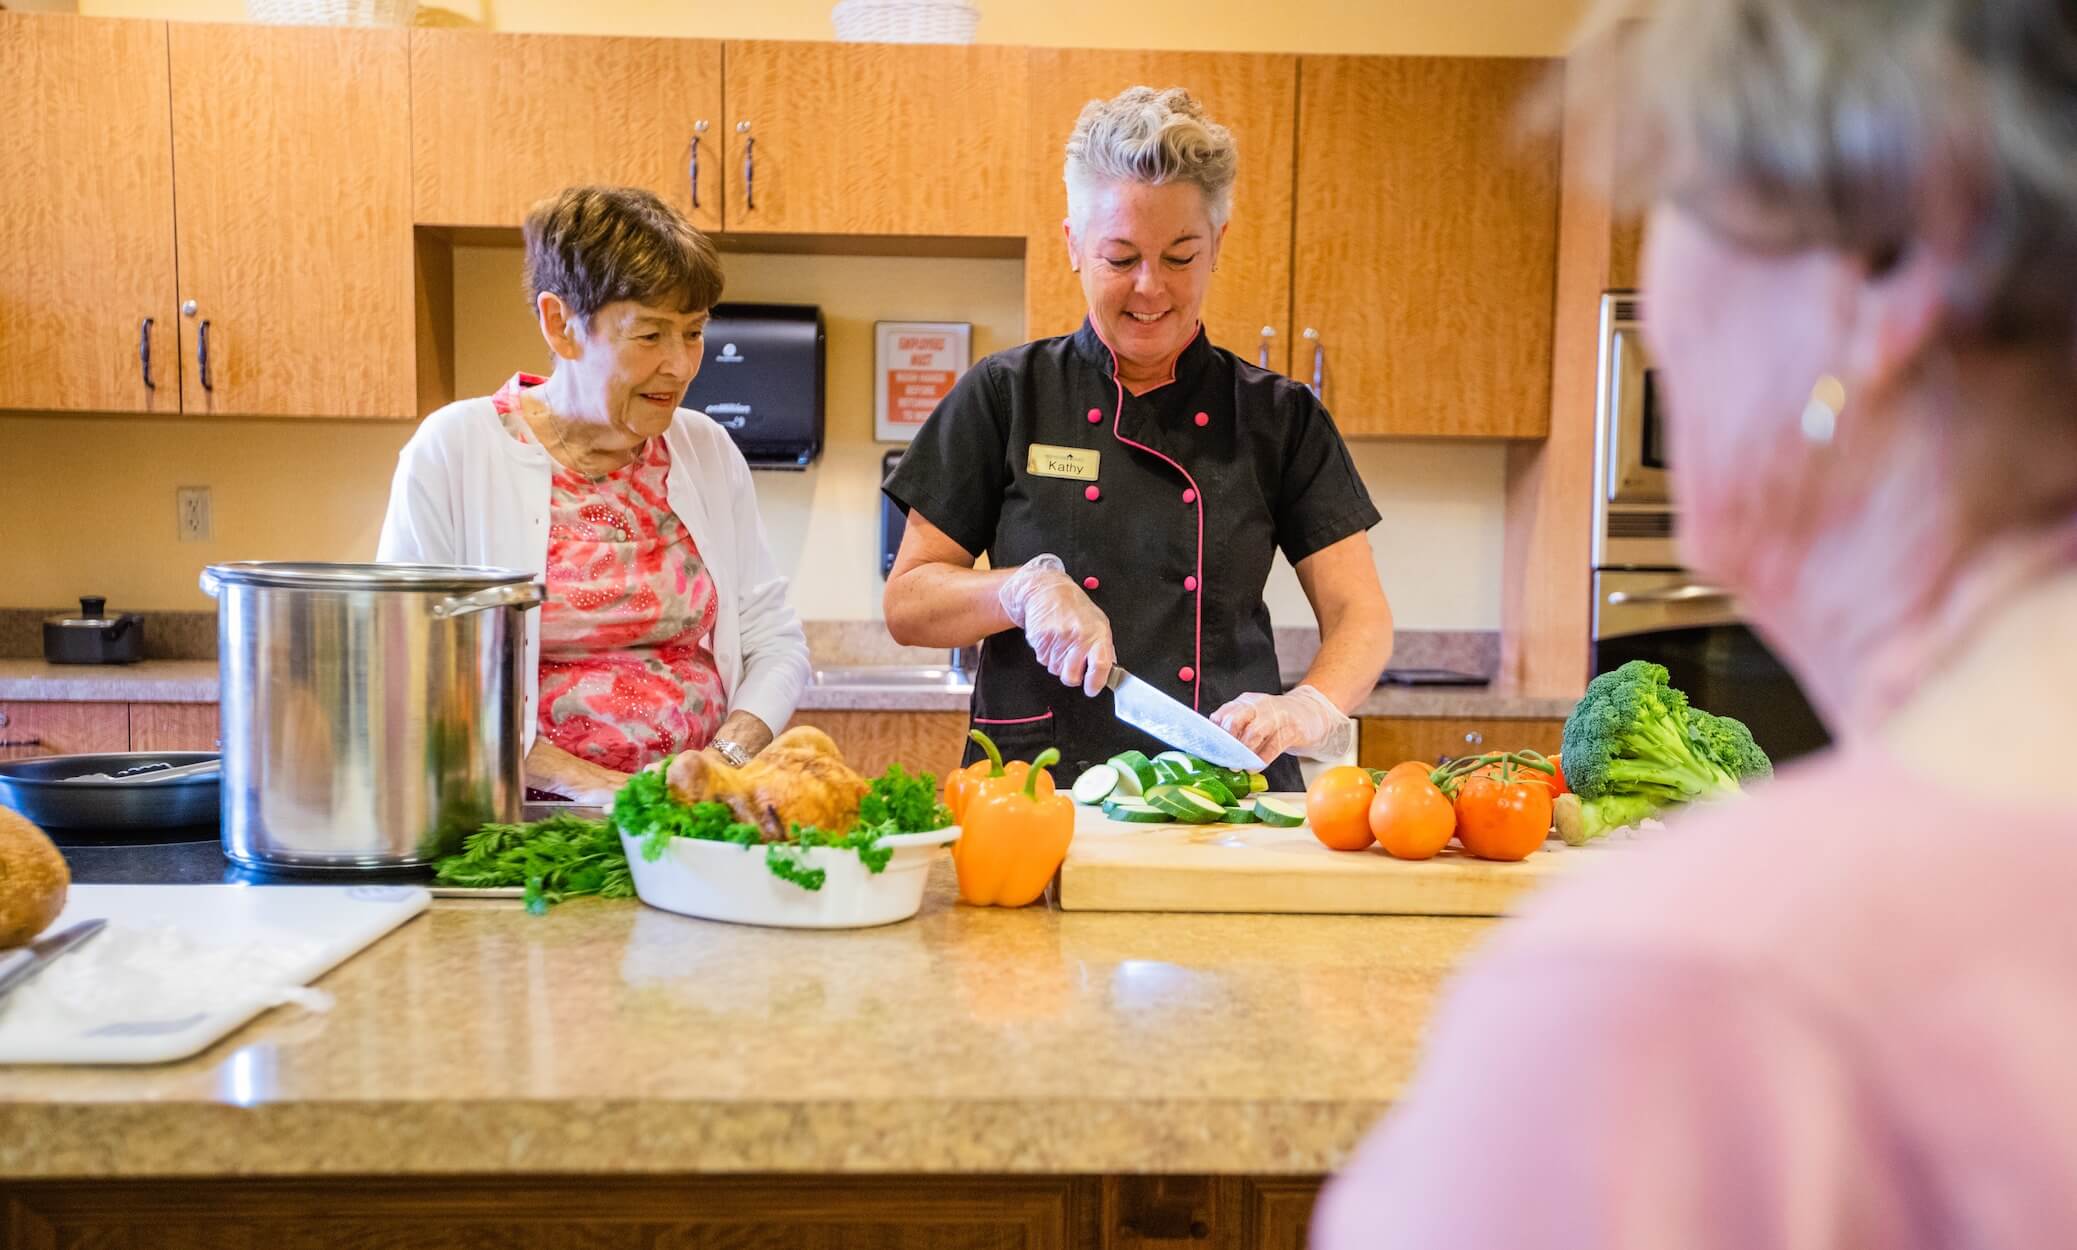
621;828;960;929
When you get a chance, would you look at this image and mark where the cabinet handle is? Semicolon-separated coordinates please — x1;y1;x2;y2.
1302;327;1323;398
688;119;708;210
197;319;213;392
1256;325;1275;369
139;317;157;391
1463;731;1484;748
738;120;755;212
0;738;43;749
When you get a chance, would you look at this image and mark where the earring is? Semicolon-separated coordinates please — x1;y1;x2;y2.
1801;374;1846;445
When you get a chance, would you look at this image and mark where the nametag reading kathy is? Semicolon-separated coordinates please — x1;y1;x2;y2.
1027;445;1100;482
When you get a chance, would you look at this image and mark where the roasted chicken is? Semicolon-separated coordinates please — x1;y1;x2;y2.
665;726;870;841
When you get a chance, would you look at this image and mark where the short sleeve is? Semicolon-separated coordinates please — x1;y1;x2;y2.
881;359;1012;558
1273;391;1380;565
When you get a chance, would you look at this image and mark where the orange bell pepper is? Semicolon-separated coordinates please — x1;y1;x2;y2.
946;729;1056;824
952;747;1074;908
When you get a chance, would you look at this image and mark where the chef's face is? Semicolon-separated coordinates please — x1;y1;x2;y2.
542;293;708;439
1068;179;1225;377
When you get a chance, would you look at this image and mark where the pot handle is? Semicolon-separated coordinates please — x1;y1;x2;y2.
432;582;546;620
199;568;221;599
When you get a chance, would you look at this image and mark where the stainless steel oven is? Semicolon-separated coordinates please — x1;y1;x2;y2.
1590;292;1831;764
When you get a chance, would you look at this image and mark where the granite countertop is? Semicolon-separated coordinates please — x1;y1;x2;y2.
0;659;1575;719
0;862;1494;1179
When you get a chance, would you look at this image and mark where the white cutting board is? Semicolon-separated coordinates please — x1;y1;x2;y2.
1058;797;1605;916
0;884;428;1065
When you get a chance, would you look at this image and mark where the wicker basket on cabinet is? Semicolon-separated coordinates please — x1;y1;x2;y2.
830;0;979;43
244;0;417;26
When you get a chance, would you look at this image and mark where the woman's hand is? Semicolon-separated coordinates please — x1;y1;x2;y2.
524;739;633;808
1212;685;1354;762
998;554;1116;696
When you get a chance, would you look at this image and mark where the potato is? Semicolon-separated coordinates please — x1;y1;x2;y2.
0;807;69;948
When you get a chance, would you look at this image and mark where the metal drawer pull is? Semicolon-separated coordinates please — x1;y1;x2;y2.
738;120;755;211
1606;585;1733;606
139;317;156;390
0;738;44;749
1302;327;1322;397
197;319;213;392
1257;325;1275;369
688;119;708;209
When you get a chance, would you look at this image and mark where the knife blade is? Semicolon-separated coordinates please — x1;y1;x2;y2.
1104;667;1268;772
0;918;108;1002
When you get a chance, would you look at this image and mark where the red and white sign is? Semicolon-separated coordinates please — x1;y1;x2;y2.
874;321;971;443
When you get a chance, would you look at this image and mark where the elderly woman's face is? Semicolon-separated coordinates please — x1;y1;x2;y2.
1069;179;1223;374
562;298;709;438
1641;199;1859;589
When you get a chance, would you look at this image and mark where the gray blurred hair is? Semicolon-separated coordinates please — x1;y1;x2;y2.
1063;86;1238;236
1572;0;2077;352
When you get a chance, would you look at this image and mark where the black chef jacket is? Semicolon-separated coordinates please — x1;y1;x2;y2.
883;321;1381;790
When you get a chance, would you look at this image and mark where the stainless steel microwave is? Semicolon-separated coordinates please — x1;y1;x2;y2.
1592;292;1675;567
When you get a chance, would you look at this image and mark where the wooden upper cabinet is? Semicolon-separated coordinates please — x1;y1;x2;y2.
167;23;415;418
411;32;724;232
1292;57;1561;437
1023;51;1297;372
0;14;179;414
722;41;1029;236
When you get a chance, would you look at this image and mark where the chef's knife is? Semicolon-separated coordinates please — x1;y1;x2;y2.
0;918;107;1003
1104;666;1268;772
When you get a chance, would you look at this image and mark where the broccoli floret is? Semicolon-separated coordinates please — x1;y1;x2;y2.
1562;661;1742;803
1686;709;1774;783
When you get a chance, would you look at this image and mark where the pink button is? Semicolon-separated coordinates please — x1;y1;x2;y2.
1083;576;1100;590
1085;485;1101;502
1194;411;1210;427
1087;407;1103;424
1184;575;1198;592
1182;488;1197;504
1178;666;1196;683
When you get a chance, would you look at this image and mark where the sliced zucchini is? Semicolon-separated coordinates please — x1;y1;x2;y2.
1150;759;1193;786
1253;796;1306;827
1188;773;1238;806
1220;802;1260;824
1145;784;1226;824
1102;798;1169;824
1071;764;1120;806
1106;750;1154;797
1152;750;1199;773
1248;773;1269;794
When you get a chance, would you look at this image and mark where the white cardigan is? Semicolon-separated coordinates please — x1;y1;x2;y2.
375;396;811;750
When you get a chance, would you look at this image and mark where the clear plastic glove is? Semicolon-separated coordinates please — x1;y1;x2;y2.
998;553;1116;696
1211;684;1355;762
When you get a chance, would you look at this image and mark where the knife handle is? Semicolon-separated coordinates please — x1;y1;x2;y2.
1103;666;1126;693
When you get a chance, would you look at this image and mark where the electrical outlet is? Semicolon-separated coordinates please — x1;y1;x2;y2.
176;486;212;543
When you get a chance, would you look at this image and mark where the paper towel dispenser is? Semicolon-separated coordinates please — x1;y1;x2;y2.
681;302;826;469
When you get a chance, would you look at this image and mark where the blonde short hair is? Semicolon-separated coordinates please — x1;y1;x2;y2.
1063;87;1238;236
1576;0;2077;352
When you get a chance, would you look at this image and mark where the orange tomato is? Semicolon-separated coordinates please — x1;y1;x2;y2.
1453;774;1554;861
1469;754;1568;797
1306;765;1377;851
1369;774;1456;860
1382;761;1433;785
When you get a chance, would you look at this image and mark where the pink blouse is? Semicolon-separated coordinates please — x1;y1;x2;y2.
494;374;726;773
1315;747;2077;1249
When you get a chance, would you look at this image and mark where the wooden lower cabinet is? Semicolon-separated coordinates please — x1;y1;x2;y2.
1;1174;1323;1249
0;701;129;761
1359;717;1564;769
127;702;221;752
786;709;970;784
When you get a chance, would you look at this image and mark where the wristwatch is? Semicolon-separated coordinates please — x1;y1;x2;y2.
710;738;751;769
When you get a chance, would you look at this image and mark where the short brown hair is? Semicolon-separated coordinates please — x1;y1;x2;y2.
522;186;724;325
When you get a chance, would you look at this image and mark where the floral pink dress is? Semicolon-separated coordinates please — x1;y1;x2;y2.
493;374;727;774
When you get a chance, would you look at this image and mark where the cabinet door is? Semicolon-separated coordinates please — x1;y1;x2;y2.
1292;57;1561;437
167;23;414;418
0;702;130;762
1359;717;1564;768
1023;51;1297;372
129;703;221;752
411;31;724;233
0;14;179;414
723;41;1029;236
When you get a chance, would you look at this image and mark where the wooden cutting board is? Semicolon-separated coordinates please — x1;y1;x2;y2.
1058;797;1611;916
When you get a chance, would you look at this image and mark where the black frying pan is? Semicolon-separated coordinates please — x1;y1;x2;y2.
0;752;218;832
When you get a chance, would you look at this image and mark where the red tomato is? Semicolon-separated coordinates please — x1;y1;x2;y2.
1306;765;1377;851
1453;774;1555;862
1369;774;1456;860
